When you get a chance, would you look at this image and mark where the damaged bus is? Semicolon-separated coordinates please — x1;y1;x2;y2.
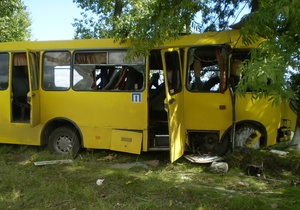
0;30;297;162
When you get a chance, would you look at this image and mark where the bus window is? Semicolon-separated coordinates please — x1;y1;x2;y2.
42;51;71;90
187;46;227;92
73;51;145;91
230;50;251;90
0;53;9;90
165;51;182;95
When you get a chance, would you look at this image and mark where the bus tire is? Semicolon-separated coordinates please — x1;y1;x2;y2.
48;126;80;157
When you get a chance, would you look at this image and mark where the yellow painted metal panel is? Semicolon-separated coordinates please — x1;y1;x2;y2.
235;94;282;146
161;49;186;163
0;123;42;145
110;130;142;154
79;126;112;149
39;91;147;129
184;91;232;132
26;50;40;127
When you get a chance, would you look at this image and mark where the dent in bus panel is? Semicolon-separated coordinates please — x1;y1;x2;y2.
42;51;71;90
110;130;142;154
186;47;227;92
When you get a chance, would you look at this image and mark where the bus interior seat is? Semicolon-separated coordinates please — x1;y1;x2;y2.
12;66;30;120
114;66;128;89
124;67;143;90
91;66;110;90
102;68;121;90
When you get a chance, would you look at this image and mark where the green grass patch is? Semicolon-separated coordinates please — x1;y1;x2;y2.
1;145;300;209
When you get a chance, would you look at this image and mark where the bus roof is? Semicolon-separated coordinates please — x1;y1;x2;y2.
0;30;260;52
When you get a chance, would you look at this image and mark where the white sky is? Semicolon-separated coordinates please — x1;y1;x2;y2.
24;0;82;41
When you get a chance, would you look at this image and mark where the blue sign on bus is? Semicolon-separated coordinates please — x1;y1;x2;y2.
131;93;142;103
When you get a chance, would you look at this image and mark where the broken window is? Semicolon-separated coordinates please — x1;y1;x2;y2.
187;46;228;93
73;51;145;91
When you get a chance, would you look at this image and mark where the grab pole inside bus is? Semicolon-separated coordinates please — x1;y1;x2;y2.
229;77;236;153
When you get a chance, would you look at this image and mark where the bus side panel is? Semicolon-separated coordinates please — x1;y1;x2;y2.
110;129;142;154
184;91;232;136
39;90;148;152
184;90;282;146
0;85;42;145
235;94;282;146
79;126;111;149
0;124;42;145
0;89;11;126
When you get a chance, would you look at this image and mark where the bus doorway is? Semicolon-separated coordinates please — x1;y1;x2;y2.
11;53;30;122
11;52;40;126
148;49;186;162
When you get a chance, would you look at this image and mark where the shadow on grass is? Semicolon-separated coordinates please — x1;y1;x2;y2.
1;144;300;209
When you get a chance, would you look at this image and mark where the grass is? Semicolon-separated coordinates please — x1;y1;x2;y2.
1;144;300;209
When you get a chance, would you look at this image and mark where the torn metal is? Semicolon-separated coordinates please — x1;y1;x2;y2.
184;154;223;163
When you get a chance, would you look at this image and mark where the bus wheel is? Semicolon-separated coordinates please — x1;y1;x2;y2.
48;126;80;157
234;125;261;149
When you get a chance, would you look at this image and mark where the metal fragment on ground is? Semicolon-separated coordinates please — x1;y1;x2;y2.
184;154;223;163
33;159;73;166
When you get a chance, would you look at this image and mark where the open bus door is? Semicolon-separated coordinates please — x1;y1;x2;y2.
26;50;40;127
161;48;186;163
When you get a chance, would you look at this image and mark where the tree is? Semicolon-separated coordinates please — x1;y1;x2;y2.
72;0;251;58
0;0;31;42
236;0;300;146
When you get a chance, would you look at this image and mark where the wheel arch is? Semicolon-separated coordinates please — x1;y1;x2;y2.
222;120;268;147
40;117;83;147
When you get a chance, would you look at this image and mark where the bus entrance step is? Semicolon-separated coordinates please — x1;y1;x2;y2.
154;134;169;147
148;147;169;151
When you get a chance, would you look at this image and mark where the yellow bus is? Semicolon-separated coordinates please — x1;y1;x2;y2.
0;30;297;162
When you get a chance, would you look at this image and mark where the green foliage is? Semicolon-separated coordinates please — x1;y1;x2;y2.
0;0;31;42
238;0;300;104
236;42;295;105
72;0;249;57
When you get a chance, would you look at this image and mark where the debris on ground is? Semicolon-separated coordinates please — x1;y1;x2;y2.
269;149;289;156
111;159;159;169
184;154;223;163
96;179;105;186
237;181;249;187
112;162;148;169
33;159;73;166
144;160;159;167
210;162;228;174
247;162;264;177
97;154;117;161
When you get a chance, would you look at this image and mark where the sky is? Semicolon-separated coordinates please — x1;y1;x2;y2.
24;1;249;41
24;0;83;41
